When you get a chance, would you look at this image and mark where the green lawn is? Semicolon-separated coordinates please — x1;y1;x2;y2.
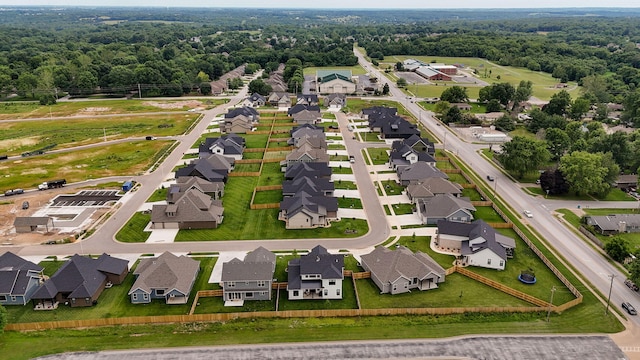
147;188;168;202
446;173;469;184
331;166;353;174
338;197;363;209
461;188;483;201
257;162;284;186
115;212;151;243
366;148;389;165
243;152;264;160
277;280;358;311
253;189;282;204
391;203;414;215
192;295;276;314
333;180;357;190
362;132;384;142
395;236;455;268
243;133;270;149
381;180;404;195
234;163;261;172
474;206;506;223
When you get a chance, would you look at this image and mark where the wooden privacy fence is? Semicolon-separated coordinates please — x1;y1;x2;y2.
250;203;280;210
579;226;604;248
6;306;547;331
256;185;283;191
229;172;261;177
471;201;493;206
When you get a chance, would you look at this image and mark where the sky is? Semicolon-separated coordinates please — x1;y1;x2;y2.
0;1;638;9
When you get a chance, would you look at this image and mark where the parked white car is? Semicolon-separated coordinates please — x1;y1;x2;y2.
523;210;533;218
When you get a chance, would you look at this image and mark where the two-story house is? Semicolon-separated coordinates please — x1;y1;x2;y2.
287;245;343;300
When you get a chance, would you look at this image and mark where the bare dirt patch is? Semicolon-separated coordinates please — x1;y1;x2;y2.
0;186;115;246
142;100;203;109
0;136;41;153
80;107;112;114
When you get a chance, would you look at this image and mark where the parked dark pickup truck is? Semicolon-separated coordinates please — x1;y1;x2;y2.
625;279;639;292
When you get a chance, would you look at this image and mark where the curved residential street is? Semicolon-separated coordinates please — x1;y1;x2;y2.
2;52;640;359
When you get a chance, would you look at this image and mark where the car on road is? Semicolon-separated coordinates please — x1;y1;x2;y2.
622;302;637;315
349;155;355;163
486;175;495;181
625;279;639;292
22;201;29;210
523;210;533;218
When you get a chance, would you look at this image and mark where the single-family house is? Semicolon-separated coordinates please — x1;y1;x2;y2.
416;194;476;225
221;246;276;305
293;109;321;125
397;161;448;186
268;92;291;108
614;174;638;191
400;135;436;155
296;94;319;106
243;93;266;107
436;220;516;270
284;161;332;179
169;177;225;202
360;246;445;295
129;252;200;305
31;254;128;309
282;176;334;197
585;214;640;235
451;103;472;111
175;154;234;183
287;245;343;300
284;144;330;167
279;191;338;229
151;189;224;229
389;143;436;170
0;252;44;306
288;104;320;117
362;106;397;120
324;93;346;110
221;107;259;134
198;134;245;160
405;178;463;203
369;115;420;140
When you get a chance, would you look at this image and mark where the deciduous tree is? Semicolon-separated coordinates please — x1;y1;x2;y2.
498;136;550;179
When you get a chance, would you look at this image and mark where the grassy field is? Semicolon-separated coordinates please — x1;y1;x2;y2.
381;180;403;195
0;99;225;120
0;114;197;156
303;65;367;76
0;140;173;190
343;99;413;119
366;148;390;165
116;212;151;243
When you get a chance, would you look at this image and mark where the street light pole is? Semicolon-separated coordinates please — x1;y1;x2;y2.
605;274;615;315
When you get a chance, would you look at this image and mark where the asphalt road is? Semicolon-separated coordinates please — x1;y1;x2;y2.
35;335;627;360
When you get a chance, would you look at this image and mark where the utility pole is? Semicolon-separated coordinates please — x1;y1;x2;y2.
605;274;615;315
103;128;106;142
138;83;142;99
546;286;556;322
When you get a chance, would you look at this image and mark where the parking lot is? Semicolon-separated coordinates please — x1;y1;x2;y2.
51;190;121;207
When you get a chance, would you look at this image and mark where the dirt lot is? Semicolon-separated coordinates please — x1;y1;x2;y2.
0;186;112;246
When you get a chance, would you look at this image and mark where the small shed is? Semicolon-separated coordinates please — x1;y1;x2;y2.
14;217;54;233
122;181;134;192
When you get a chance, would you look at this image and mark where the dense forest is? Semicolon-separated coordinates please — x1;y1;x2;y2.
1;6;640;107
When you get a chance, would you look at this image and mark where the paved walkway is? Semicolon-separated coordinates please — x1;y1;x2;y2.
35;335;627;360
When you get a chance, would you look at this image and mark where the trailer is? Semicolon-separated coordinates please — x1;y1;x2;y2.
38;179;66;190
4;189;24;196
122;181;134;192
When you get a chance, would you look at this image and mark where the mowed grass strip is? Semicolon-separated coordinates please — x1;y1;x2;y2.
0;140;173;190
0;114;197;155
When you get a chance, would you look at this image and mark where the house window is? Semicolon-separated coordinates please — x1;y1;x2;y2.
257;280;266;287
132;294;138;301
71;298;76;304
143;294;149;300
246;292;254;298
293;290;299;297
336;289;341;296
85;297;90;303
156;289;165;296
413;278;418;284
329;280;336;285
324;289;328;296
393;285;397;291
0;295;6;301
487;259;492;265
499;260;504;267
11;296;16;301
227;282;235;288
261;292;267;296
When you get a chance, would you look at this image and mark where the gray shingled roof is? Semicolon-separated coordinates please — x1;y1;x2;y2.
398;162;448;182
418;194;475;218
361;246;445;285
129;252;199;296
407;178;463;198
151;189;223;224
437;220;510;260
0;252;43;297
221;247;276;282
